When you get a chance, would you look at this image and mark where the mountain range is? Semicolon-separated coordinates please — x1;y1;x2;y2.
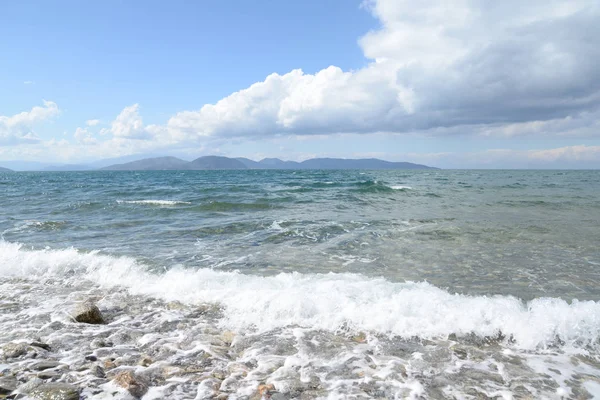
0;156;437;171
101;156;436;170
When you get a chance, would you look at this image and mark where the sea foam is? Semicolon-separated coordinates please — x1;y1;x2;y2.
1;240;599;350
117;200;191;205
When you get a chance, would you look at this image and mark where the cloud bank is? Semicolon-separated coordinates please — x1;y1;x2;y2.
161;0;600;139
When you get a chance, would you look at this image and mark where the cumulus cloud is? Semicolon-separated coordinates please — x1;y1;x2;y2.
73;127;98;145
164;0;600;139
86;119;100;127
107;104;154;140
0;101;59;145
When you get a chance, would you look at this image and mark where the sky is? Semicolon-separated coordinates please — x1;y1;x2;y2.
1;0;599;169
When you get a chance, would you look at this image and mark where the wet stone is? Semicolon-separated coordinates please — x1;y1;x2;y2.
28;383;80;400
91;365;106;378
89;339;113;349
30;361;61;371
71;302;105;325
112;370;148;398
37;371;59;380
2;343;28;359
0;377;17;394
29;342;51;351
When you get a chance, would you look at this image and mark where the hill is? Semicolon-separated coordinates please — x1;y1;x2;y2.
188;156;247;170
0;166;13;172
101;157;190;171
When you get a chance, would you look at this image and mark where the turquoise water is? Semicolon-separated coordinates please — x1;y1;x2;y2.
1;169;600;398
2;170;599;300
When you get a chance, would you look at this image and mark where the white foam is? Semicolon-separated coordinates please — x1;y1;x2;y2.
1;241;600;350
117;200;191;205
389;185;412;190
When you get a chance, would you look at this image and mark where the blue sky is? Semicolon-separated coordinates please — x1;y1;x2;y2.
1;0;599;168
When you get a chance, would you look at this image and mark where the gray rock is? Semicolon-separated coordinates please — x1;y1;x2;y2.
31;361;61;371
112;370;148;398
0;376;17;394
91;365;106;378
30;342;51;351
37;371;59;380
71;302;105;324
17;377;44;393
2;343;28;359
28;383;80;400
89;338;113;349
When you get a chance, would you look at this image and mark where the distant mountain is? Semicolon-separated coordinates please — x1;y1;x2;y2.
99;155;437;171
0;161;53;171
89;153;163;169
236;157;301;169
259;158;302;169
101;156;190;171
235;157;262;168
0;166;13;172
188;156;247;170
299;158;435;170
44;164;94;171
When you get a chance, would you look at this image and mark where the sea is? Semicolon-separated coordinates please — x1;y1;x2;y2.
0;169;599;399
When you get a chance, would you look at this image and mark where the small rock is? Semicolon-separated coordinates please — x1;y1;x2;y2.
2;343;28;359
30;361;60;371
84;355;97;362
102;359;116;370
71;302;105;324
91;365;105;378
29;342;51;351
28;383;80;400
138;356;153;367
16;378;44;393
112;371;148;398
37;371;58;380
89;339;113;349
258;384;275;396
0;376;17;394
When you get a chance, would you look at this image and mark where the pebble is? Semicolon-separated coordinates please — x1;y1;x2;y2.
71;302;105;325
1;343;28;359
112;370;148;398
30;361;61;371
28;383;80;400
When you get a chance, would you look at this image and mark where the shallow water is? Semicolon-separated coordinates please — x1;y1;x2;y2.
1;169;599;399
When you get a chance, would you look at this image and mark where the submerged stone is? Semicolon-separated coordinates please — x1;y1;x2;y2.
31;361;61;371
0;376;17;394
28;383;80;400
113;370;148;398
1;343;28;359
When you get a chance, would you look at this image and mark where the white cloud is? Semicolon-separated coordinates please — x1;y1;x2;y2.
23;81;34;85
163;0;600;140
108;104;152;140
73;127;97;145
86;119;100;127
0;101;59;145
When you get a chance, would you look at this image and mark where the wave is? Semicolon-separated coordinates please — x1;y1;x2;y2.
117;200;191;205
389;185;412;190
1;240;599;350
